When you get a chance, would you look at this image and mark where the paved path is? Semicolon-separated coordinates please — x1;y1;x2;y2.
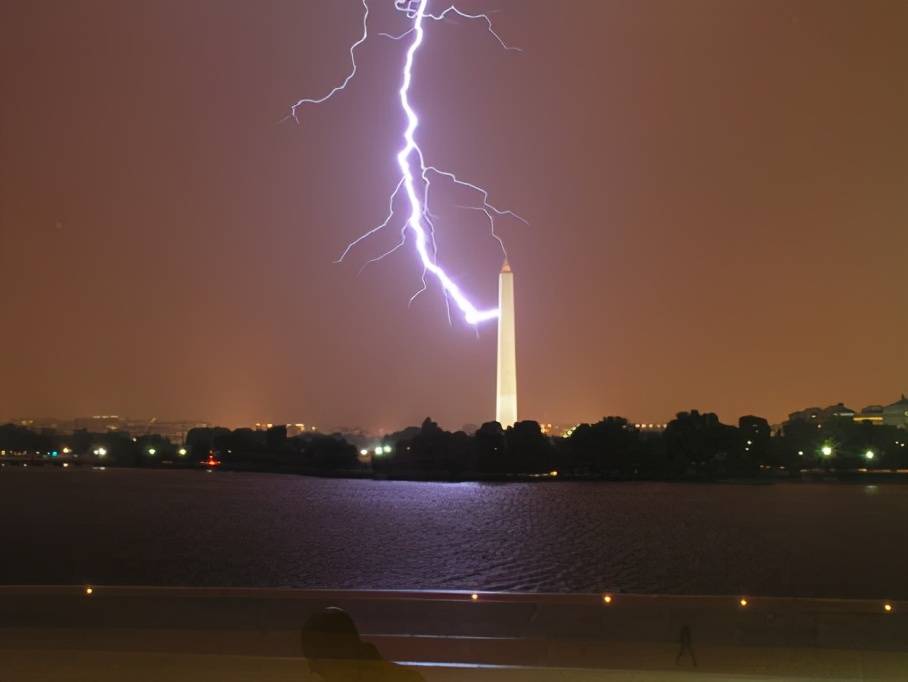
0;587;906;679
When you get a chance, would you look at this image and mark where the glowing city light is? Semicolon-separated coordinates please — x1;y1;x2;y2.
289;0;523;325
884;602;893;613
178;448;188;456
84;586;94;596
739;598;748;607
470;593;479;601
382;444;393;454
374;446;383;456
821;445;833;457
147;448;156;456
864;450;875;460
360;449;368;456
602;594;613;604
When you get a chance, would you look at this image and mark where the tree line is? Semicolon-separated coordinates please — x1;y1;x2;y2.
2;411;906;480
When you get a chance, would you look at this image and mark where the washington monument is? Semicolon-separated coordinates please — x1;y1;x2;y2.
496;258;518;427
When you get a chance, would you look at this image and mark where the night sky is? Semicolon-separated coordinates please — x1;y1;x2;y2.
2;0;906;431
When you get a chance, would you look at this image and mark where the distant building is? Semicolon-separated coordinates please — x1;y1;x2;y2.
11;417;69;432
545;422;664;438
72;415;125;433
633;422;668;433
286;423;310;437
256;423;319;437
855;405;885;425
854;395;908;428
784;397;908;430
9;416;207;443
786;403;856;425
119;419;208;444
549;424;581;438
539;423;585;437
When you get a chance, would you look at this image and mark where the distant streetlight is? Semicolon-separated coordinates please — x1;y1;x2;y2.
864;450;875;461
374;446;383;456
359;449;368;456
382;445;392;454
821;445;833;457
178;448;187;456
62;447;71;454
147;448;156;456
94;447;107;457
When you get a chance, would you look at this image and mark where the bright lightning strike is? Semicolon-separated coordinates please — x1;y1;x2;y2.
290;0;524;325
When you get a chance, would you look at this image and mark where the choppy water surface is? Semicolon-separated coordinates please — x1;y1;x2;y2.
1;469;906;598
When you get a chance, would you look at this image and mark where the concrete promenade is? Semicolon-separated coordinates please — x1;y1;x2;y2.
0;586;905;680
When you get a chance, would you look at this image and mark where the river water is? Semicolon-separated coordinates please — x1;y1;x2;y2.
1;468;905;598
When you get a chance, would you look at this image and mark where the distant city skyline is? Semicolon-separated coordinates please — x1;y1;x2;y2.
5;390;907;435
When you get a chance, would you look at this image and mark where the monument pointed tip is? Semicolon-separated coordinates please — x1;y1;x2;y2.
501;258;511;273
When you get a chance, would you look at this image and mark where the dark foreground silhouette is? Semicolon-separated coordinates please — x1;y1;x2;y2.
300;607;423;681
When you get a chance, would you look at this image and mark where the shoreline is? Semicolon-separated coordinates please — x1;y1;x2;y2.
4;460;908;484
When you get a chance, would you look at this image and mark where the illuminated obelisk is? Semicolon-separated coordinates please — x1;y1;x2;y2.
496;258;518;427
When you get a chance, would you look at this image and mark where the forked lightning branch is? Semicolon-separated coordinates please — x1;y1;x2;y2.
289;0;524;325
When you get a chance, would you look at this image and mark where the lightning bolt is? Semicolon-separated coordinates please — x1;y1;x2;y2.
290;0;523;326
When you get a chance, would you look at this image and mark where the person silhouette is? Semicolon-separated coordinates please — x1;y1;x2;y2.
675;624;697;667
300;606;423;681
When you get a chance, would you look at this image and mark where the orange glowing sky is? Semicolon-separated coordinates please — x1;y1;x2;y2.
1;0;906;430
